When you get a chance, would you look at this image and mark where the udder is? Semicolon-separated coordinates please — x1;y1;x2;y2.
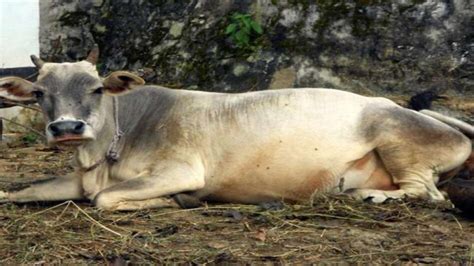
342;151;398;191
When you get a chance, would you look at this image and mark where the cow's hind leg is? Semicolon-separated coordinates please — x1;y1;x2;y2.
351;107;472;202
346;168;445;203
347;145;465;202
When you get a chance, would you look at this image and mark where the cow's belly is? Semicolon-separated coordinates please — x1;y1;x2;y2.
195;135;395;203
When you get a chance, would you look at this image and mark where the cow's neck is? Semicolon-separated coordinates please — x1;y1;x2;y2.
75;97;117;170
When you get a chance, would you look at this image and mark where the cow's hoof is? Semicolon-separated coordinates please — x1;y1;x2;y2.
172;193;203;209
345;188;405;203
362;194;391;204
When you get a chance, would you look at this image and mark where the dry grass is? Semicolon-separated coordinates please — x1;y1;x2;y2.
1;141;474;264
0;193;472;264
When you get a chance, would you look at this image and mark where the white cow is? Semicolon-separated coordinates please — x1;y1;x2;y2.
0;47;472;210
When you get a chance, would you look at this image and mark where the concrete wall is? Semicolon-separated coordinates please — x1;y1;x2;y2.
38;0;473;97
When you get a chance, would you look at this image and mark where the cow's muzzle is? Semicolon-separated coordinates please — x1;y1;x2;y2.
47;120;89;144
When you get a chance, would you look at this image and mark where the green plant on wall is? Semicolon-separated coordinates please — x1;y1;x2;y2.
225;12;263;50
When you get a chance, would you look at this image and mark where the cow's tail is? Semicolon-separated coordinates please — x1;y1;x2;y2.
420;109;474;138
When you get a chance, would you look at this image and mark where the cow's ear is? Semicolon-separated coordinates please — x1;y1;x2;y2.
102;71;145;95
0;77;37;102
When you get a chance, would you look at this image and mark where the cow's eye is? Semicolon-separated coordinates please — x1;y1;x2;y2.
32;90;44;99
93;87;104;94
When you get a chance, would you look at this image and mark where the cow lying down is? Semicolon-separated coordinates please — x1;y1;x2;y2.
0;48;473;211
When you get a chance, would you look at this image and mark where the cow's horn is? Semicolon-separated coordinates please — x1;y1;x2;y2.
30;55;44;69
86;44;99;65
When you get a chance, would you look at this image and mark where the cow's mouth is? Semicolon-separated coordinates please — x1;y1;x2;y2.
53;135;90;146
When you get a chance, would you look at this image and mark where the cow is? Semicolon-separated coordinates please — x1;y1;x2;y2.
0;47;472;211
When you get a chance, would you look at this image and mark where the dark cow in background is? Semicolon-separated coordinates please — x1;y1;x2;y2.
0;47;472;210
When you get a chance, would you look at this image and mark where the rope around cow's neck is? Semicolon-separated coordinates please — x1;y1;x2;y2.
82;96;122;172
105;96;123;162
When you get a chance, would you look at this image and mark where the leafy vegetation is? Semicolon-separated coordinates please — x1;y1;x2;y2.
225;12;263;50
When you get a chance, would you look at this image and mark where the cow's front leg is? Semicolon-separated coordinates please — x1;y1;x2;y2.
93;163;205;211
0;174;84;203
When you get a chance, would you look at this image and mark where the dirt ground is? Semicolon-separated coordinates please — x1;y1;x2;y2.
0;96;473;264
0;141;472;264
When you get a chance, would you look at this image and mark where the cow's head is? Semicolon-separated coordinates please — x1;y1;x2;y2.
0;46;144;146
